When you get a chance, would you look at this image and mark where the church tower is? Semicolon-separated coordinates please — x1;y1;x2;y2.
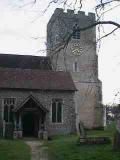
47;8;103;129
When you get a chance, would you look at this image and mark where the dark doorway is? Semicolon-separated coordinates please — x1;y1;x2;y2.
23;113;38;137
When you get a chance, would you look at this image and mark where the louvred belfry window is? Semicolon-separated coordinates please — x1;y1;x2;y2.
72;24;80;39
52;99;63;123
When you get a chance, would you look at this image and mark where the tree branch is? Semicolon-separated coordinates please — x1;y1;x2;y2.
97;27;119;42
96;0;119;10
49;20;120;55
80;21;120;31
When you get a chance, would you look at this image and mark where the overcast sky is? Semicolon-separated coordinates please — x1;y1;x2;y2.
0;0;120;105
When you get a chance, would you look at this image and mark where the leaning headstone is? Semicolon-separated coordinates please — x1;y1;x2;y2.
79;121;87;143
78;121;111;145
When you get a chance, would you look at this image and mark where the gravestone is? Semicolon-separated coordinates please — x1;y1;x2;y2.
78;121;87;143
78;121;111;145
113;114;120;150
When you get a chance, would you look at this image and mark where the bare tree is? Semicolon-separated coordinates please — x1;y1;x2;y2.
16;0;120;55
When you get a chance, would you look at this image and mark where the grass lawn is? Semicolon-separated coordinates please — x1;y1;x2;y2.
46;123;120;160
0;139;30;160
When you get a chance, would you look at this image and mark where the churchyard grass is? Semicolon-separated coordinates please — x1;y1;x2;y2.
46;123;120;160
0;139;30;160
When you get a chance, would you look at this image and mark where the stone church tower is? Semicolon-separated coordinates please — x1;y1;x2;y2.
47;8;103;129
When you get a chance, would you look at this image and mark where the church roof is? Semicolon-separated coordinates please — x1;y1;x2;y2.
0;53;52;70
0;68;76;91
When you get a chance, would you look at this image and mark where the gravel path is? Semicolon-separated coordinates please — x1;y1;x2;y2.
25;139;48;160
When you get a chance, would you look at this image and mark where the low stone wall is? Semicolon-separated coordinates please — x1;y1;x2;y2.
4;122;13;139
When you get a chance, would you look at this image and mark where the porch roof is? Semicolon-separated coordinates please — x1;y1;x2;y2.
13;95;49;112
0;67;77;91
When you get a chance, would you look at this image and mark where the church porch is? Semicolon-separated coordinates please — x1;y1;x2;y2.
13;96;48;139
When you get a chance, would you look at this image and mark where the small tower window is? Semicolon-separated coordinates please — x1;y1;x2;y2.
73;61;79;72
72;24;80;39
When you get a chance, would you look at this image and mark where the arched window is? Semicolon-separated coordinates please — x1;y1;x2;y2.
3;98;15;123
52;99;63;123
72;24;80;39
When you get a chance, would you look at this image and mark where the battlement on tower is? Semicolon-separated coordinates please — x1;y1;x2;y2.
48;8;95;27
54;8;95;19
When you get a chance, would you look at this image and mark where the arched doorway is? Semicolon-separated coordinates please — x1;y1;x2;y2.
22;112;39;137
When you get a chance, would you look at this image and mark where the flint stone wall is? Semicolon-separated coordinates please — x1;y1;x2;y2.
0;89;76;136
47;8;104;129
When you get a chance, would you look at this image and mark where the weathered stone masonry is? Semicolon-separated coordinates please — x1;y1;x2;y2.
0;8;104;139
47;8;103;129
0;89;76;136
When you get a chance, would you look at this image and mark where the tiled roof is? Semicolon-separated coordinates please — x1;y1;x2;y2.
0;53;52;70
0;68;76;91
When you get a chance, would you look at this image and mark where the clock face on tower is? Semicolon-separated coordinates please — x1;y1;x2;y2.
71;43;83;56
